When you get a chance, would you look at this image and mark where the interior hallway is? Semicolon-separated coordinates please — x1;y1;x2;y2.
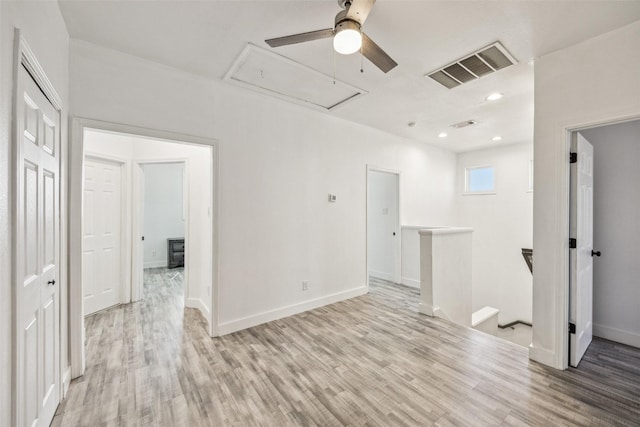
53;273;640;426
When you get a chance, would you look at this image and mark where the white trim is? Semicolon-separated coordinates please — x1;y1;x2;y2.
11;29;65;427
144;261;169;269
593;323;640;349
400;277;420;288
185;297;211;320
528;344;559;368
16;32;63;110
62;367;71;398
218;286;367;336
368;270;394;282
462;191;496;196
418;302;435;316
69;118;220;379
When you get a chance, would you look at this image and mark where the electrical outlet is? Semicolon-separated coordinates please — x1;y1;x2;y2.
302;280;309;291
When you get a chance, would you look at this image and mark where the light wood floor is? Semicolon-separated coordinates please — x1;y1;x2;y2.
53;273;640;426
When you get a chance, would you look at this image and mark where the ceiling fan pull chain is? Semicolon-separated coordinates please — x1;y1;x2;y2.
360;46;364;73
333;49;336;84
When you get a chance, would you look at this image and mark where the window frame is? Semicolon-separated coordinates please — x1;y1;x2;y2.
464;165;496;195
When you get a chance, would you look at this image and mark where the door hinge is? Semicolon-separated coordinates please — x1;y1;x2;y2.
569;238;577;248
141;236;145;241
570;152;577;163
569;323;576;334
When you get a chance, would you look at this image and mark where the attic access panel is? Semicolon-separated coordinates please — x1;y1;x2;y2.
224;44;367;110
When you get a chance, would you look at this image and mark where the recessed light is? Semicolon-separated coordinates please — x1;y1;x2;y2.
486;93;503;101
492;136;502;141
438;132;448;138
408;121;416;127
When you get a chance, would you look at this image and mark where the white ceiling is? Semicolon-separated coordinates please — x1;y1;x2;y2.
58;1;640;152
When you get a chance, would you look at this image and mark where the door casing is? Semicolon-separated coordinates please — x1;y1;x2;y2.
69;118;219;378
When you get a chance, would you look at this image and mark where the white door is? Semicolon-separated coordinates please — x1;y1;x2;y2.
15;65;60;427
83;157;123;315
570;133;594;367
367;170;400;283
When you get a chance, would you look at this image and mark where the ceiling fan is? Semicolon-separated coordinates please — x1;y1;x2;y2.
265;0;397;73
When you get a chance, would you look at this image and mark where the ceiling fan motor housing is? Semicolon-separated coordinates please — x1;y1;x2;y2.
334;10;361;31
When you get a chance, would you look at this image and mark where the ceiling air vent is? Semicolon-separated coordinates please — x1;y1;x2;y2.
426;42;517;89
450;120;477;129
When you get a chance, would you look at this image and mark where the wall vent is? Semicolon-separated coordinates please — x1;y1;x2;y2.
426;42;517;89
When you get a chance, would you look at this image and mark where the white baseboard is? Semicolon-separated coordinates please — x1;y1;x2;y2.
368;270;394;282
185;297;210;319
529;344;562;369
400;276;420;288
594;323;640;348
144;260;167;269
418;302;434;316
62;366;71;398
218;286;367;336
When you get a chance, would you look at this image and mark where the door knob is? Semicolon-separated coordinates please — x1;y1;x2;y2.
591;250;601;257
47;279;56;285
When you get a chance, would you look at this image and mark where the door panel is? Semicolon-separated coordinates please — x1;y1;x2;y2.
24;162;39;280
24;313;38;426
16;65;60;427
83;157;123;315
570;133;594;367
43;171;55;266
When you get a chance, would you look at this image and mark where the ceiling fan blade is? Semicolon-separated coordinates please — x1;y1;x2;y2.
361;33;397;73
346;0;376;25
265;28;334;48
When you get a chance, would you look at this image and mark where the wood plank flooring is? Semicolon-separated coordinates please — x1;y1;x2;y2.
52;273;640;426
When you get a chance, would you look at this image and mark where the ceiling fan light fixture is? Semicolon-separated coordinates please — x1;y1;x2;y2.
333;20;362;55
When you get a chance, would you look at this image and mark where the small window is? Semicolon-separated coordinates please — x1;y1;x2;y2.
465;166;495;193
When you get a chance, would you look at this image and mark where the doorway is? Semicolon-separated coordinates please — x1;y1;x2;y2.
568;118;640;367
136;161;186;304
69;119;219;378
366;167;401;287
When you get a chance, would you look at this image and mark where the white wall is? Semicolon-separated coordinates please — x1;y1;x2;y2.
367;170;399;281
532;20;640;368
457;143;533;324
0;2;69;424
580;120;640;348
70;39;457;333
84;130;212;317
143;163;185;268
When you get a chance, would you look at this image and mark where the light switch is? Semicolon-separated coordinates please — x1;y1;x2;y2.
328;194;337;203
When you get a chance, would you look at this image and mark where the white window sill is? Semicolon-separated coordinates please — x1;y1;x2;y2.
463;191;496;196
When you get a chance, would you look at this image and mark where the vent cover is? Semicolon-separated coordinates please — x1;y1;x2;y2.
426;42;517;89
450;120;477;129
